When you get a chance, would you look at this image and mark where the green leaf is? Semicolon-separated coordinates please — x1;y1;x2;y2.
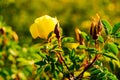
104;43;109;50
109;61;114;71
74;56;81;62
77;45;86;49
115;32;120;38
112;60;120;68
98;36;104;43
46;55;57;63
102;20;112;35
56;62;63;72
108;42;119;55
103;53;118;61
89;67;97;72
97;72;106;79
51;63;55;72
107;76;118;80
112;22;120;34
62;37;75;43
52;44;58;49
91;69;101;75
69;64;74;71
40;77;46;80
53;70;59;78
44;65;51;72
107;72;118;80
99;76;107;80
47;31;54;39
54;48;63;52
75;64;80;70
35;60;46;66
86;48;97;53
69;49;75;59
37;67;43;75
39;51;47;58
103;67;108;72
81;32;89;41
62;47;70;54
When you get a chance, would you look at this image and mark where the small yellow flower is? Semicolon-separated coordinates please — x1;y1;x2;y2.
30;15;58;39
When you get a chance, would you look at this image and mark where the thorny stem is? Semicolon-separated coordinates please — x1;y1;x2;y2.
57;52;75;80
76;54;100;80
55;34;75;79
55;26;75;79
58;38;61;48
95;40;98;50
76;39;100;80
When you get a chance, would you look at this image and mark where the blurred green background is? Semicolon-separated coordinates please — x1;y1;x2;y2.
0;0;120;45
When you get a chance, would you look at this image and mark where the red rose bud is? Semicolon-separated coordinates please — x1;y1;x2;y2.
90;22;94;36
54;23;60;40
90;14;102;40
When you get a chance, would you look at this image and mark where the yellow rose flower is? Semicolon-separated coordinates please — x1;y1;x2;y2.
30;15;58;39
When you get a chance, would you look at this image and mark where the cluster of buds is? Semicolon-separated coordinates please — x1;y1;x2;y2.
75;28;85;45
90;14;102;40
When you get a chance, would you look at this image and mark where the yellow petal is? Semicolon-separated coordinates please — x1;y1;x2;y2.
30;15;58;39
30;23;39;39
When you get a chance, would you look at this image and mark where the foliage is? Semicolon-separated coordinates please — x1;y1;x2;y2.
0;17;41;80
29;14;120;80
0;13;120;80
1;0;120;44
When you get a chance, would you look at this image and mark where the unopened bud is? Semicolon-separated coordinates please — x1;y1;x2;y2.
75;28;81;42
54;23;60;40
75;28;85;45
90;22;94;36
90;14;102;40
